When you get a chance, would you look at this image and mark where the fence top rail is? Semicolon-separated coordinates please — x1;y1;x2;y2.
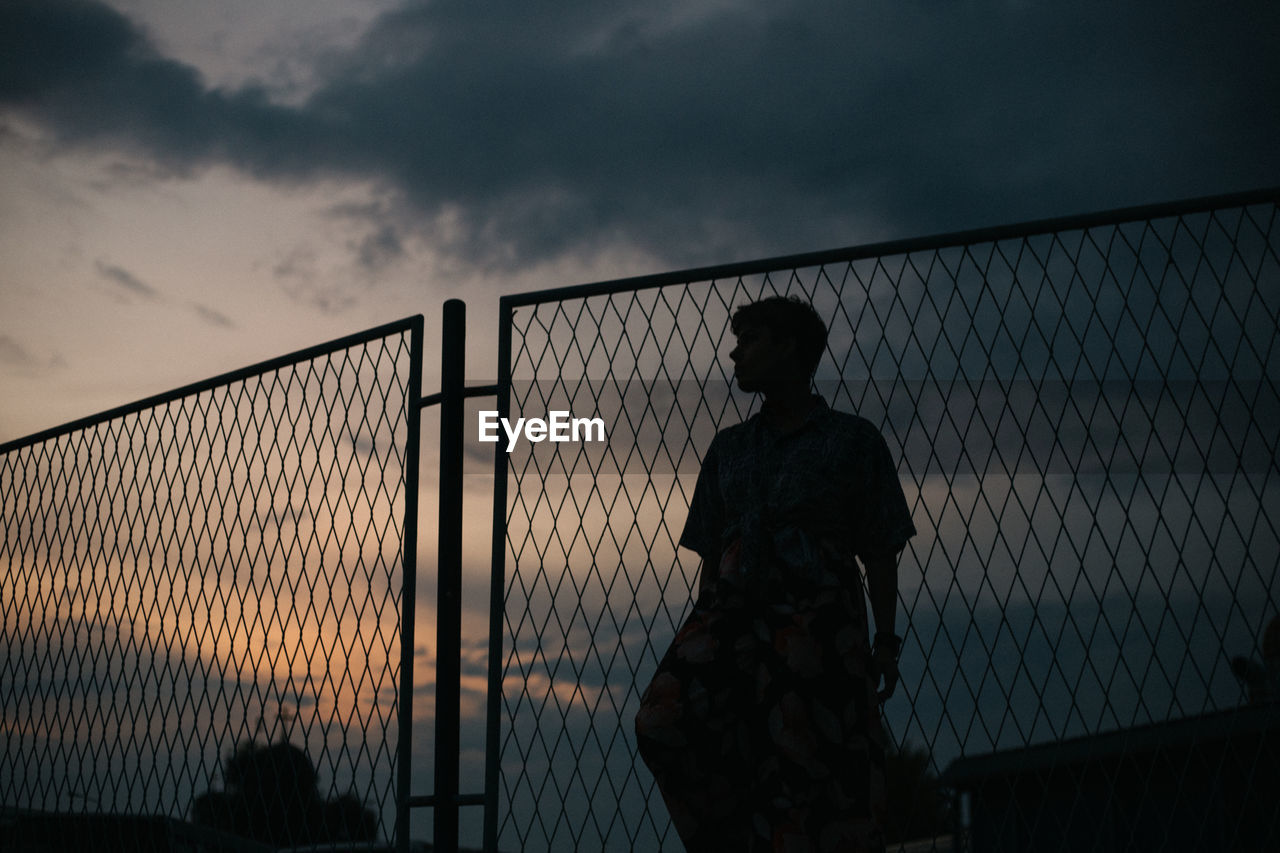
0;314;424;456
499;186;1280;309
941;703;1280;787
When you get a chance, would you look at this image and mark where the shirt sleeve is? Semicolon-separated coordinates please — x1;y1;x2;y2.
678;435;725;562
852;426;917;559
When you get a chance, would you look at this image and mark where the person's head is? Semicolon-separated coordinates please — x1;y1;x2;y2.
728;296;828;391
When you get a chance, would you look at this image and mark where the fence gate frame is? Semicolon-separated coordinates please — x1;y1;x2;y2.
0;315;425;851
468;184;1280;853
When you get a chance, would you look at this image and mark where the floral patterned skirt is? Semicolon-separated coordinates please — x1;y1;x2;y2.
635;539;887;853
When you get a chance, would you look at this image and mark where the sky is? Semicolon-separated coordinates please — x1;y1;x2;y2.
3;0;1279;848
2;0;1279;444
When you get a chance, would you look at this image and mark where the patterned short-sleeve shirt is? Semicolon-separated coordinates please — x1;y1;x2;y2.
679;396;916;580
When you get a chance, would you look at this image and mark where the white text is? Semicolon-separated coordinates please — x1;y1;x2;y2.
478;411;606;452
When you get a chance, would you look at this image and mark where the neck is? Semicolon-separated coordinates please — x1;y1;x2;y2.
760;382;816;430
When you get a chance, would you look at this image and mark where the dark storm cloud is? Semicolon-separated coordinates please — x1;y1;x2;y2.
0;0;333;177
3;0;1278;268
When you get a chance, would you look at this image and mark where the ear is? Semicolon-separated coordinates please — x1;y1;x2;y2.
775;332;802;369
756;325;788;353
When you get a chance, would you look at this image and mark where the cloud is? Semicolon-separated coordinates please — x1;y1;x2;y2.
95;259;159;299
3;0;1278;271
191;301;235;327
271;243;319;282
267;241;370;313
0;335;65;374
0;335;37;368
353;223;404;272
91;259;237;327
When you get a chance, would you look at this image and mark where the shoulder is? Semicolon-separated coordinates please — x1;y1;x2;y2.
813;409;897;479
708;415;759;453
818;408;886;445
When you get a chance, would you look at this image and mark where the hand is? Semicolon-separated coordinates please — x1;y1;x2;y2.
871;644;900;704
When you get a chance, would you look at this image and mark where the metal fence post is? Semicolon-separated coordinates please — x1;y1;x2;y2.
435;299;466;852
398;316;424;853
482;298;514;853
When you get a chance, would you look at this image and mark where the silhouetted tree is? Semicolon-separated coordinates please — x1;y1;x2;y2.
192;739;378;846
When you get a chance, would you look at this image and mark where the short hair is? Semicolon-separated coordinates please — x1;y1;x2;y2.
730;295;828;377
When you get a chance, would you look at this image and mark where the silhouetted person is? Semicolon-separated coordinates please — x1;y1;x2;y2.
192;739;378;846
635;296;916;852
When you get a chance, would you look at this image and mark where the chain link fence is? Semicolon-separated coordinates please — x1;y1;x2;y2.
1;319;419;851
493;191;1280;851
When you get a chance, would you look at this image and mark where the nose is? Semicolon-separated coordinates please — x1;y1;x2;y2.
729;343;741;363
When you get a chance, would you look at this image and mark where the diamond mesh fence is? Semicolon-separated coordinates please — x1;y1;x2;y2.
493;194;1280;852
1;319;418;851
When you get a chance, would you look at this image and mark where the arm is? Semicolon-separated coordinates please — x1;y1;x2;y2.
681;436;722;603
863;550;899;639
855;424;915;702
697;554;721;600
862;549;901;702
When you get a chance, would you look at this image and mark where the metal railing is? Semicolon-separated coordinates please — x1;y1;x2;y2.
1;318;422;851
489;188;1280;851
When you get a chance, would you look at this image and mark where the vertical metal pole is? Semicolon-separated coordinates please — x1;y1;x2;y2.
398;316;424;853
435;299;465;853
482;298;514;853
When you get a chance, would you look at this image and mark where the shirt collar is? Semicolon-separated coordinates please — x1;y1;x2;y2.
755;394;830;438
